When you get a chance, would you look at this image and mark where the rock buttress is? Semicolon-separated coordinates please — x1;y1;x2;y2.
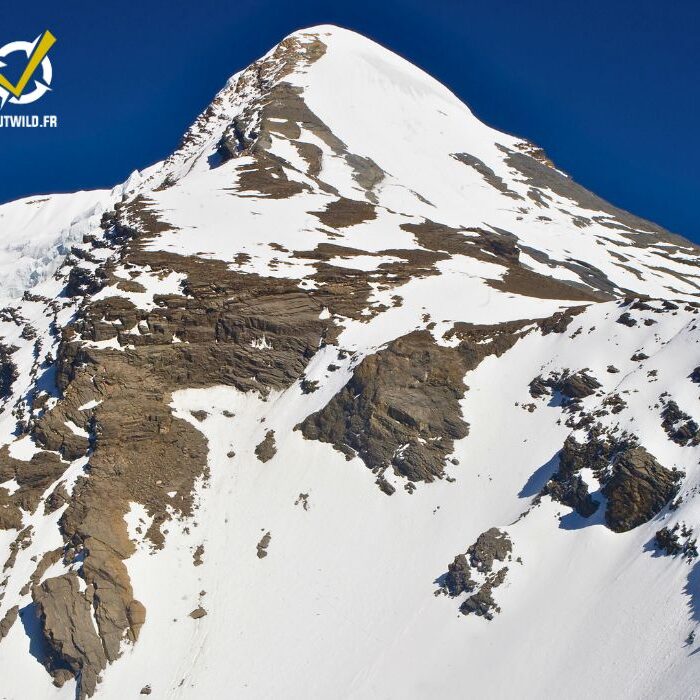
299;323;528;485
33;573;108;698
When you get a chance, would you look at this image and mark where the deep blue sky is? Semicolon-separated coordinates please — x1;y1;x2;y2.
1;1;698;240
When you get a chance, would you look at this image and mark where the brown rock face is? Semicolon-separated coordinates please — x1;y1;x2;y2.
44;482;70;515
0;342;18;400
214;33;385;207
467;528;513;573
546;475;599;519
6;195;339;694
0;488;23;531
603;447;682;533
400;220;604;302
444;554;475;597
0;447;67;525
33;573;108;698
529;369;601;403
537;305;587;335
312;197;377;229
3;526;33;571
557;371;601;400
20;548;63;596
80;538;145;661
440;528;513;621
655;525;698;560
661;400;700;446
544;436;603;518
0;604;18;641
300;330;470;483
300;324;527;485
257;532;272;559
546;430;682;532
459;567;509;620
255;430;277;463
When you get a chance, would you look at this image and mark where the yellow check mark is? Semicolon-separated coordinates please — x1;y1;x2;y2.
0;30;56;98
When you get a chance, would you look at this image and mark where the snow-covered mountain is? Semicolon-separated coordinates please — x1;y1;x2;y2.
1;25;700;699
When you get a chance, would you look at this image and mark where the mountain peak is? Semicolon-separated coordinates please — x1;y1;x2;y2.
0;23;699;700
138;24;696;298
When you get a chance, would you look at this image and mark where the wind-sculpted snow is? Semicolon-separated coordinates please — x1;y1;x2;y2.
0;23;700;700
0;191;112;303
0;172;150;305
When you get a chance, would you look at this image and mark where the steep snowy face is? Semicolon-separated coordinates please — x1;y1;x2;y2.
130;25;700;307
1;24;700;700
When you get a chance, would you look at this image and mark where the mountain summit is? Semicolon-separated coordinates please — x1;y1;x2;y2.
1;25;700;699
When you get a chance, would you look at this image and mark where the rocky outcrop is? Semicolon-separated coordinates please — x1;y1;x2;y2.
295;493;310;510
189;606;207;619
33;573;108;698
20;547;63;596
214;33;386;205
299;326;532;482
255;430;277;463
44;482;69;515
256;532;272;559
80;538;146;662
545;436;602;518
498;143;696;250
468;528;513;573
545;427;682;533
300;322;532;487
661;400;700;446
217;35;329;165
557;371;602;400
459;567;509;619
300;330;470;483
65;265;106;298
603;447;683;533
312;197;377;229
193;544;205;566
655;525;698;560
3;525;33;570
33;406;91;461
444;554;474;597
440;528;513;620
602;393;627;414
402;220;603;302
0;342;18;401
452;152;523;200
0;447;67;525
617;312;637;327
537;305;588;335
529;369;601;403
0;604;18;641
300;378;319;394
0;487;23;531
